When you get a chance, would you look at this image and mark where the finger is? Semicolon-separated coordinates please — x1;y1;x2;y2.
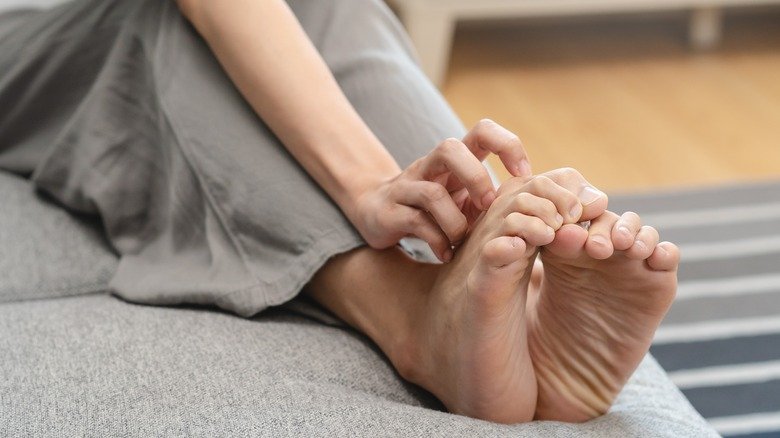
518;176;582;225
462;119;532;177
420;138;497;210
394;180;469;245
626;225;660;260
389;205;452;262
451;187;470;211
505;191;564;230
537;168;609;221
611;211;642;251
501;212;556;247
585;211;620;260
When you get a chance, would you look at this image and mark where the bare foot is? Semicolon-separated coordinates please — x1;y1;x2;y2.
405;174;599;423
308;169;610;424
527;211;679;422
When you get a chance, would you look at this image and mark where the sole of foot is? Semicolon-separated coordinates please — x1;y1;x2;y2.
527;211;679;422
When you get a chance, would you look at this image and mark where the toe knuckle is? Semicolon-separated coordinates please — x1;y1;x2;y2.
515;192;534;204
531;174;553;188
531;217;549;232
542;198;558;215
504;212;522;228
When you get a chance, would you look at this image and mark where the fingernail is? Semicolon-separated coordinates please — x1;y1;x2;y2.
579;186;605;205
592;235;609;246
481;191;496;210
443;248;453;262
517;159;532;177
555;213;564;226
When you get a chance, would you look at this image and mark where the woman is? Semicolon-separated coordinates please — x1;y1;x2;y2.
0;0;679;423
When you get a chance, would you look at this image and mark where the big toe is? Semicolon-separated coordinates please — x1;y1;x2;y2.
646;241;680;272
543;223;589;259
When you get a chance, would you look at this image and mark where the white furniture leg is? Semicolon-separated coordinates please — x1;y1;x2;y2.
400;5;455;87
689;6;723;50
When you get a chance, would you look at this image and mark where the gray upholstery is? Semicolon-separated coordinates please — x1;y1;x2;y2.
0;171;718;436
0;172;116;303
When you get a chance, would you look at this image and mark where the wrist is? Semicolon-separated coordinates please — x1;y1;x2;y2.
337;166;400;224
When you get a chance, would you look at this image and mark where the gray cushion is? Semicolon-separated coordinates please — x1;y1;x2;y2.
0;171;117;303
0;294;718;437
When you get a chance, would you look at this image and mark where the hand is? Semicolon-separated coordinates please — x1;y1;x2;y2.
348;119;533;262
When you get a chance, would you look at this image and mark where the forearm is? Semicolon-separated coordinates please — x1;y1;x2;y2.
175;0;401;216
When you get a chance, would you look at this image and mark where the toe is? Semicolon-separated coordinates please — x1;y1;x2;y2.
647;241;680;271
544;223;589;258
611;212;641;251
626;226;660;260
482;235;529;269
468;236;531;298
585;212;619;260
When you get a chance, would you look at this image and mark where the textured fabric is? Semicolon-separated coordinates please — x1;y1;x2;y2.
0;293;718;437
609;180;780;437
0;0;464;317
0;171;116;303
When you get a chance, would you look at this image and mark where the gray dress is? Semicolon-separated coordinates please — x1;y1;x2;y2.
0;0;465;316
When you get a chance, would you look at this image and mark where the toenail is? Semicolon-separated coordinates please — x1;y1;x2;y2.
592;235;609;246
634;240;647;252
546;226;555;236
618;226;632;238
579;186;605;205
443;248;453;262
569;204;583;220
555;213;564;226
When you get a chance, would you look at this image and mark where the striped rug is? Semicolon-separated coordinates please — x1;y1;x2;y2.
609;179;780;438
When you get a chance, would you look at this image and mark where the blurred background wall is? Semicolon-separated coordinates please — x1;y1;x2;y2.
388;1;780;193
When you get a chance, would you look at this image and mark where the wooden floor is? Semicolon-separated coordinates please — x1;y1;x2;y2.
443;9;780;192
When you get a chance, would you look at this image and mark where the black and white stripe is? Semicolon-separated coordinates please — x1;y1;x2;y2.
610;180;780;438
